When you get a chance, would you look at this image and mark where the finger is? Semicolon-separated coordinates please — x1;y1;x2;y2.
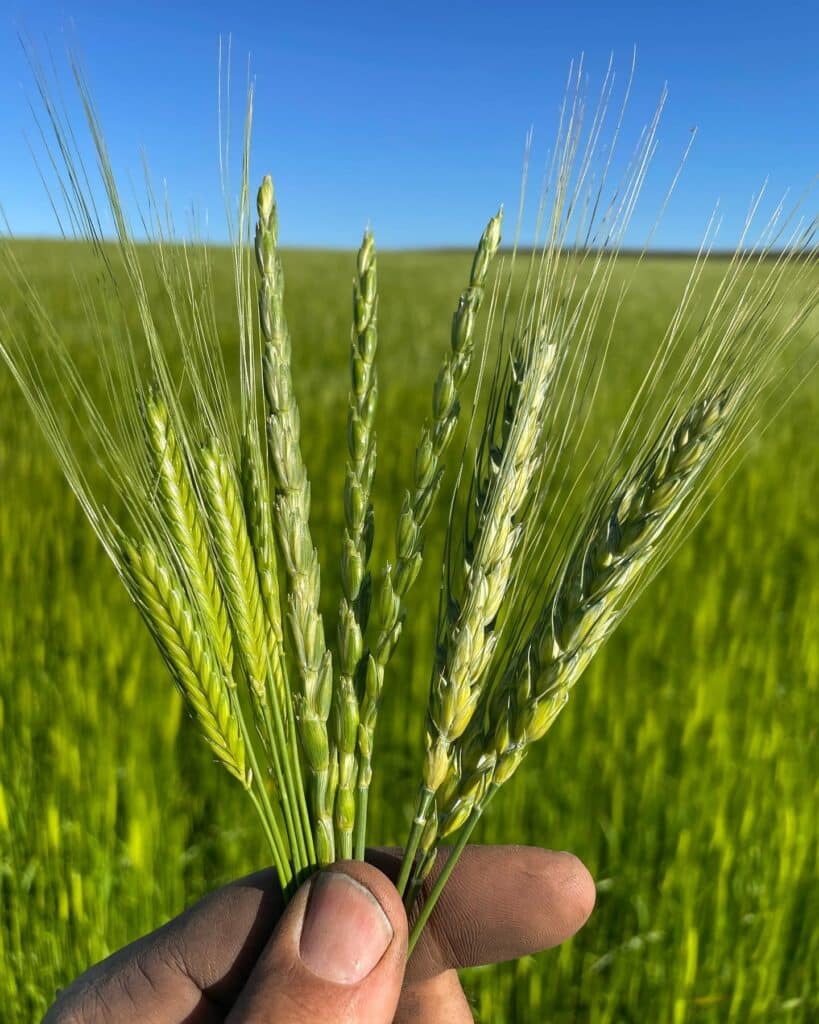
369;845;595;981
44;868;284;1022
226;861;407;1024
395;970;474;1024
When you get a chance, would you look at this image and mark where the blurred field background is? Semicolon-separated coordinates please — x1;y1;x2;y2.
1;242;817;1022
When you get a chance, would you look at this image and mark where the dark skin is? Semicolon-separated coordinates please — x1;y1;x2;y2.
45;845;596;1024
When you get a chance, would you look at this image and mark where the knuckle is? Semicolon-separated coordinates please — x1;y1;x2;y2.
43;980;114;1024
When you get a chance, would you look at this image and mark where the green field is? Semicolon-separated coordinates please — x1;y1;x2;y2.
1;243;817;1022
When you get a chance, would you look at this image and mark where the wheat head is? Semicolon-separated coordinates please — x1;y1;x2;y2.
256;176;336;865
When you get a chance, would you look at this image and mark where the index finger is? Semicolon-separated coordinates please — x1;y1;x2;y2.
370;845;596;982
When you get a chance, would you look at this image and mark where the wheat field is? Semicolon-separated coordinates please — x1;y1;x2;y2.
1;242;817;1022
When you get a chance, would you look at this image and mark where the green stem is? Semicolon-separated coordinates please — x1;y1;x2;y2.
397;788;434;897
248;789;291;897
271;642;318;868
262;704;307;874
353;780;369;861
290;717;317;865
407;788;496;957
404;847;436;914
265;647;316;872
234;702;293;889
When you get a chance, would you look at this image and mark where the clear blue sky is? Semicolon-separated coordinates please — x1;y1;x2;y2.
0;1;817;249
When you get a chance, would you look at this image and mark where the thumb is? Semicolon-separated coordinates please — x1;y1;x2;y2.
227;861;408;1024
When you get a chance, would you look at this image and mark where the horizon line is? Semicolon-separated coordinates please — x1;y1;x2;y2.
4;235;815;260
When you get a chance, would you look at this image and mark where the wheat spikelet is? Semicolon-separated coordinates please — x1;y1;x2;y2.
120;535;248;786
256;175;335;864
240;435;285;649
143;389;234;677
342;229;378;616
545;394;729;687
202;435;317;871
239;433;292;717
397;318;559;897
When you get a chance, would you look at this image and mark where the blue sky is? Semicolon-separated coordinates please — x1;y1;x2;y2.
0;1;817;249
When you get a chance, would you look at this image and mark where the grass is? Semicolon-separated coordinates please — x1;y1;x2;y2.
0;241;818;1022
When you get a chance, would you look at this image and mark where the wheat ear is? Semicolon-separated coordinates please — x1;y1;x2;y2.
355;211;502;859
506;390;732;778
121;535;248;784
256;175;335;865
199;437;271;693
404;391;732;947
200;436;316;871
143;388;234;677
399;322;558;899
334;230;378;859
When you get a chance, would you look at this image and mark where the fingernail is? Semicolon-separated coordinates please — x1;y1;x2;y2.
299;872;393;984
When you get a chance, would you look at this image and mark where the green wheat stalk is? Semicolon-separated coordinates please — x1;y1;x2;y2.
255;175;336;865
334;230;378;858
354;210;503;859
239;434;317;867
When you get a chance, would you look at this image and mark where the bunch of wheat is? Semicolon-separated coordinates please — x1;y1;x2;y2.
1;56;816;950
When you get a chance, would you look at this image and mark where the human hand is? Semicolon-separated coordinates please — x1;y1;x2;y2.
44;845;595;1023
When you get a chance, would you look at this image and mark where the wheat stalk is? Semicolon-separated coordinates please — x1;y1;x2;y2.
403;388;739;943
355;211;503;859
240;433;317;870
334;230;378;858
256;176;336;865
398;318;560;898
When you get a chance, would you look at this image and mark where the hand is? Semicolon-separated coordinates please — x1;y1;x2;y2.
45;846;595;1023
